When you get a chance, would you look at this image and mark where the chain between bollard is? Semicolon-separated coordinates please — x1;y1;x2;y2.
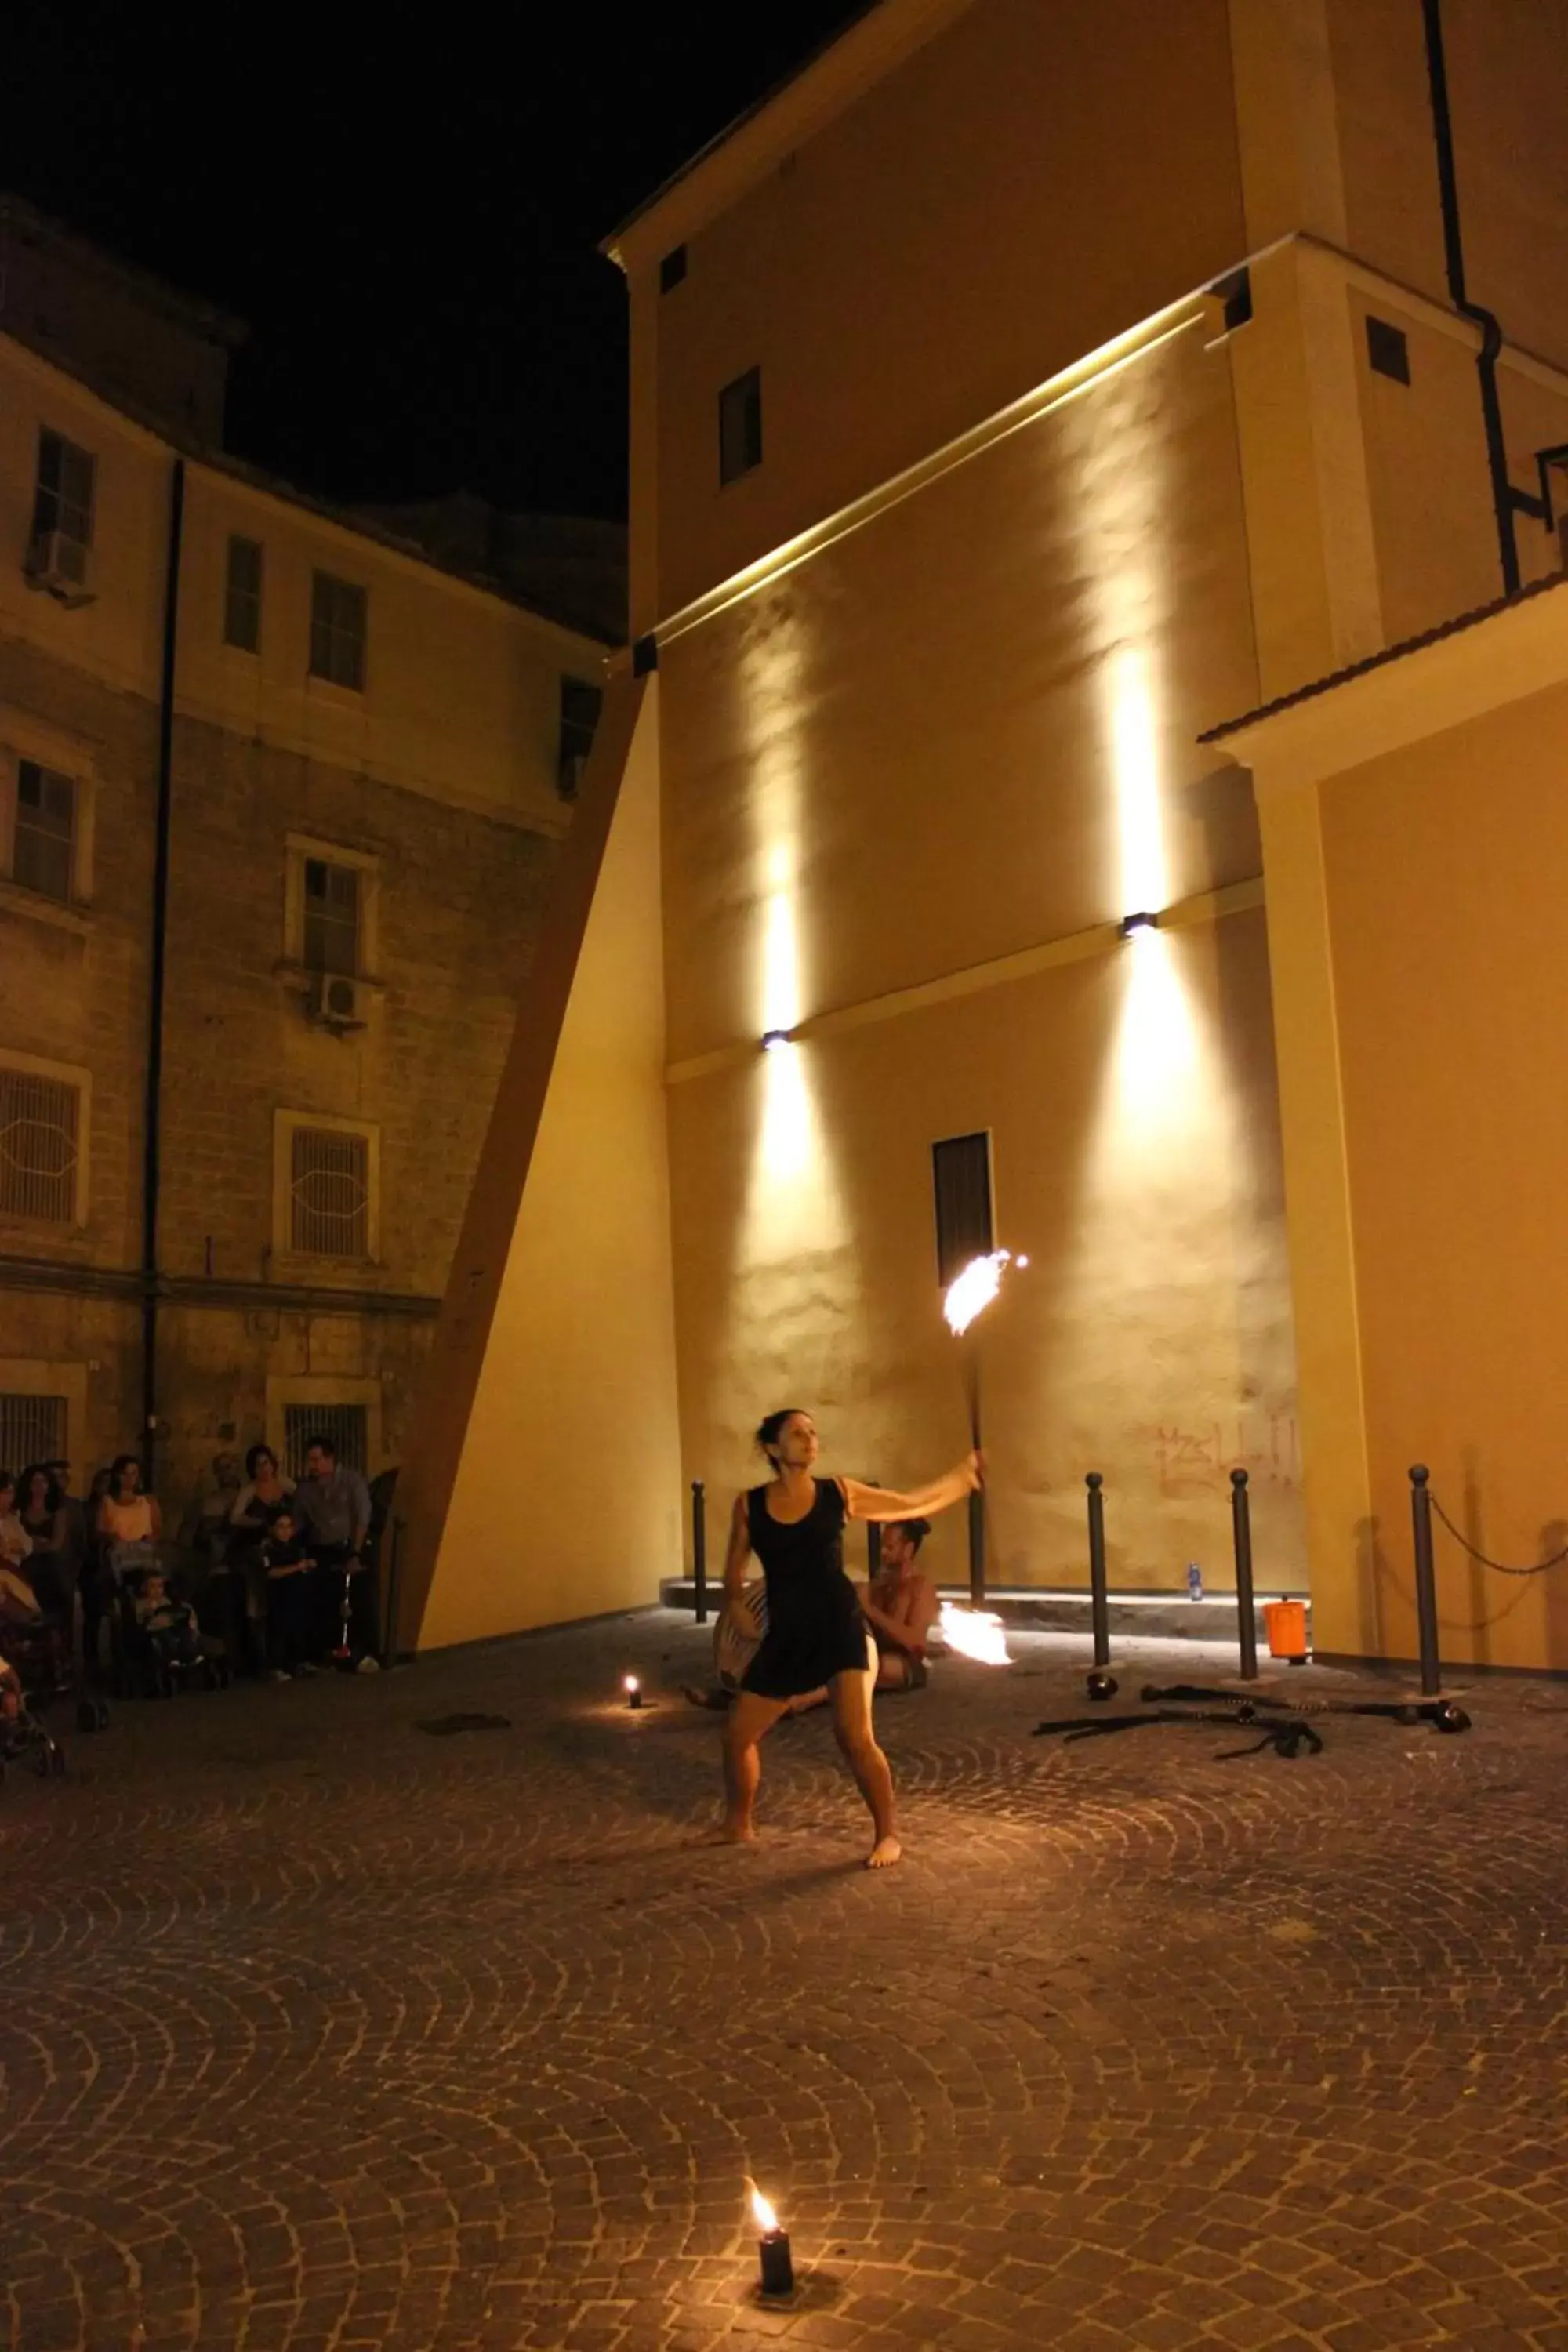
1426;1486;1568;1576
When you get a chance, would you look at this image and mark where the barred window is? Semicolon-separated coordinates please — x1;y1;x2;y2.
283;1403;368;1479
303;858;360;975
931;1131;994;1288
309;570;367;691
289;1126;369;1258
0;1393;67;1468
224;535;263;652
14;761;76;902
0;1069;81;1224
31;429;96;552
719;366;763;485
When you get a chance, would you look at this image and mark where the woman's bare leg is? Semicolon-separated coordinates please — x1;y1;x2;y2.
829;1668;899;1867
722;1690;789;1841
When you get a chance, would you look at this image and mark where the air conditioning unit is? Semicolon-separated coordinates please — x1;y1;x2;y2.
24;529;96;608
307;971;367;1031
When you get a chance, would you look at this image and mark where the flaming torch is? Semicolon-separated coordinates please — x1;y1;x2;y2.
750;2186;794;2297
942;1249;1026;1606
937;1600;1012;1665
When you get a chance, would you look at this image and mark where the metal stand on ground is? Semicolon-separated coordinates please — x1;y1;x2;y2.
1231;1469;1258;1681
691;1480;708;1626
1408;1465;1442;1698
1085;1471;1116;1699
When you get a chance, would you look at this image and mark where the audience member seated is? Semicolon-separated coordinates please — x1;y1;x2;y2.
131;1566;204;1674
860;1517;938;1690
260;1510;321;1682
0;1474;67;1690
16;1464;73;1636
292;1437;379;1672
180;1450;244;1570
78;1467;114;1672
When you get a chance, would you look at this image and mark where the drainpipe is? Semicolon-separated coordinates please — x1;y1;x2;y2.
143;457;185;1486
1420;0;1544;594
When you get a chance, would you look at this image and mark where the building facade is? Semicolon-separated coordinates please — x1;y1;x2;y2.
397;0;1568;1673
0;202;615;1504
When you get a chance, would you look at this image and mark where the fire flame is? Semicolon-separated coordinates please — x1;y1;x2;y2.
942;1250;1014;1336
750;2188;779;2234
938;1602;1012;1666
623;1674;640;1693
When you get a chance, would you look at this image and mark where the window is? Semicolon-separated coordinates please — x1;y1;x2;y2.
0;1066;81;1224
309;570;367;691
224;535;263;651
557;676;604;801
0;1392;67;1468
289;1126;371;1258
13;762;75;902
31;429;96;554
303;858;360;975
931;1131;994;1288
1366;316;1410;385
659;244;688;293
283;1403;368;1478
719;367;763;485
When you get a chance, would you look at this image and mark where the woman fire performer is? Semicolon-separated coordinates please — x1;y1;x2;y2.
718;1408;980;1868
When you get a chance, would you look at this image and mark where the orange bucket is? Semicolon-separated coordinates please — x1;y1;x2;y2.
1264;1599;1308;1661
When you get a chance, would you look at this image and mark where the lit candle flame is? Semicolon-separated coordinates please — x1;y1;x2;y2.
938;1602;1011;1666
942;1250;1013;1337
750;2188;779;2234
623;1674;640;1693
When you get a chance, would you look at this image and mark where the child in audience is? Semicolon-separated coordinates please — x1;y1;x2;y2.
260;1510;321;1681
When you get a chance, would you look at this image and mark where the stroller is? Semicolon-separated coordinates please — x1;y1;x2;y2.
107;1544;230;1699
0;1648;67;1780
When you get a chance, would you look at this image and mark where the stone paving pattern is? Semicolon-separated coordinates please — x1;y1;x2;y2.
2;1616;1566;2351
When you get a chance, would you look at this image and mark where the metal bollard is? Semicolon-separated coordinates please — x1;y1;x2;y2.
968;1487;985;1607
1230;1469;1258;1681
1085;1472;1116;1698
691;1480;708;1624
1409;1465;1442;1697
380;1516;402;1671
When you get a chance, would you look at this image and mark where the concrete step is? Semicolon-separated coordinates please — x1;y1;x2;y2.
658;1579;1310;1646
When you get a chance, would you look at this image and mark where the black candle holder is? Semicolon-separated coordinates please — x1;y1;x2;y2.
758;2228;794;2296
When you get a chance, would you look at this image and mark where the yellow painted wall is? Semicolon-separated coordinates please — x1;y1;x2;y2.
1316;675;1568;1671
644;0;1247;617
659;311;1305;1592
412;684;683;1648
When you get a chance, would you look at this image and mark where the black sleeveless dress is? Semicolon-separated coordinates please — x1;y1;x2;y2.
742;1477;870;1699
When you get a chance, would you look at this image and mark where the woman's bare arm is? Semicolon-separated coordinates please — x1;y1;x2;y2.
840;1456;980;1523
720;1493;753;1606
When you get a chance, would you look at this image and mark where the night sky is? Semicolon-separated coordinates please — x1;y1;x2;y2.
4;3;869;521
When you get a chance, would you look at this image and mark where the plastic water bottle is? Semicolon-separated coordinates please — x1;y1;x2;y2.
1186;1562;1203;1602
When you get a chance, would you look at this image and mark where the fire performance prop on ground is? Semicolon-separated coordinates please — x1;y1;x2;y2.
1032;1680;1470;1759
936;1601;1011;1665
942;1248;1026;1606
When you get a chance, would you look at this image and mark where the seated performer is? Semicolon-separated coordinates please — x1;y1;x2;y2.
859;1517;938;1690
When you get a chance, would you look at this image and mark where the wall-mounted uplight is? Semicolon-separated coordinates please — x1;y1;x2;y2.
1117;911;1160;940
760;1029;793;1052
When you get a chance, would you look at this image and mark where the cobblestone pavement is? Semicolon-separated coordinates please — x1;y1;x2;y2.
3;1614;1566;2352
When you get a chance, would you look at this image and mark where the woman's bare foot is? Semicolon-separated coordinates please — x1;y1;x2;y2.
717;1817;758;1845
866;1835;902;1870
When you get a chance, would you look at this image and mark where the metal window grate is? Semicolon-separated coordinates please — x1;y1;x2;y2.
303;858;360;975
0;1069;80;1223
224;534;263;651
289;1126;369;1258
283;1403;368;1479
14;760;75;901
31;428;96;550
0;1392;67;1471
931;1131;994;1288
309;570;367;691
